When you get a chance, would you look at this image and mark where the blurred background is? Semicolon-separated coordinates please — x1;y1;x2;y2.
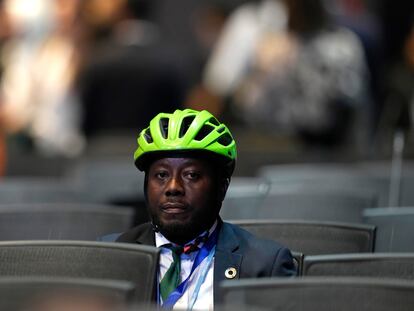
0;3;413;307
0;0;412;177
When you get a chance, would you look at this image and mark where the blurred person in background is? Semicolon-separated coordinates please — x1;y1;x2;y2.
325;0;384;139
0;0;85;158
187;0;287;117
77;0;185;140
191;0;371;154
0;0;13;175
376;17;414;153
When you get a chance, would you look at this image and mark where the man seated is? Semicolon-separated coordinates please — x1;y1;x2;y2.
113;108;296;309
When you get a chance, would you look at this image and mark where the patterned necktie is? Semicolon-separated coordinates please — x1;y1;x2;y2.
159;232;209;302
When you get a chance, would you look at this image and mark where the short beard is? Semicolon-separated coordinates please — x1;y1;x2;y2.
156;221;197;245
150;207;219;245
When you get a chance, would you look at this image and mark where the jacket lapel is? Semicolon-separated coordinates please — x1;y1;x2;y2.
214;221;242;305
116;222;155;245
135;224;156;246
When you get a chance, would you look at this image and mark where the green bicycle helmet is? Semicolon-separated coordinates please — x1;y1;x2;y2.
134;109;237;174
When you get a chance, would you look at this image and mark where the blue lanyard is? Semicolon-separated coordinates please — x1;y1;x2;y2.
188;245;215;310
162;225;219;309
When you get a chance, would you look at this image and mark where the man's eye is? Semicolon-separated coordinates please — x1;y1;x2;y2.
185;172;200;180
155;171;168;179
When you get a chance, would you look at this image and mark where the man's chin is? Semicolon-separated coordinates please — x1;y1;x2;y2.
158;220;196;243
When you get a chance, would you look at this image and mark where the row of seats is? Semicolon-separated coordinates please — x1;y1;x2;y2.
257;161;414;207
4;159;412;207
0;240;411;310
1;275;414;310
0;203;413;253
1;158;412;309
1;160;411;226
0;158;146;205
222;176;376;223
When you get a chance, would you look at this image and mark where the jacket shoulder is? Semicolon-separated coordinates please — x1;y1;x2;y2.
116;222;154;244
222;222;288;250
221;222;297;276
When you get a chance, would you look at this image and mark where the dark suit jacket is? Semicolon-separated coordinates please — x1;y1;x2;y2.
115;219;296;304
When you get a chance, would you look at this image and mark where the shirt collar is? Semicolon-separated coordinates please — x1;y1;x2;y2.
155;220;218;248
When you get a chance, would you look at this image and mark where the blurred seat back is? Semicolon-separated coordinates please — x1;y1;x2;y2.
258;161;414;207
0;276;135;311
0;204;134;241
363;207;414;252
303;253;414;280
66;157;145;204
0;178;89;204
220;177;270;220
258;187;376;223
231;220;375;255
221;277;414;311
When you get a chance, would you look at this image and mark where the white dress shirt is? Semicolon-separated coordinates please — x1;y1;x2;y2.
155;222;217;310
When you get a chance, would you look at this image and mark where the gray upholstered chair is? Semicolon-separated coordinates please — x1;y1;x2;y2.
0;204;135;241
0;241;159;302
221;277;414;311
0;276;135;310
363;207;414;252
231;220;375;255
303;253;414;279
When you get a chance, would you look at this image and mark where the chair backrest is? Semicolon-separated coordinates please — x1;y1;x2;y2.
258;161;414;207
0;241;159;303
291;252;304;276
0;178;89;204
258;187;376;223
303;253;414;279
66;158;145;204
221;177;270;220
231;220;375;255
0;204;135;241
0;276;135;311
363;207;414;252
221;277;414;311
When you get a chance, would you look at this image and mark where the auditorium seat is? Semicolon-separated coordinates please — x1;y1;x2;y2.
0;241;159;302
363;207;414;252
303;253;414;280
0;204;135;241
231;220;375;255
221;277;414;310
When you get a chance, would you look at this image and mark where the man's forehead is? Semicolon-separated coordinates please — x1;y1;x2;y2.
149;156;210;168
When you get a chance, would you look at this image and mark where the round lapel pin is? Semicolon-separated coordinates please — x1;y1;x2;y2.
224;267;237;279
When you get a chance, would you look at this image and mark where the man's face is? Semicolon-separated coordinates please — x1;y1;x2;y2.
146;157;223;244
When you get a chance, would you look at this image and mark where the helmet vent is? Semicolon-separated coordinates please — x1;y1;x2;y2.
217;126;225;133
160;118;169;139
217;133;233;146
144;128;153;143
194;124;214;141
179;115;196;138
208;117;220;126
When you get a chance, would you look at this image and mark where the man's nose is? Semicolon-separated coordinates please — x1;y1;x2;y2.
165;175;184;196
